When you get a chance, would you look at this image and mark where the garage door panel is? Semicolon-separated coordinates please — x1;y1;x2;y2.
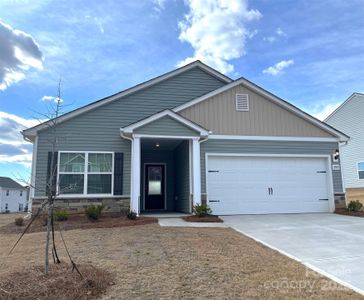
207;156;330;215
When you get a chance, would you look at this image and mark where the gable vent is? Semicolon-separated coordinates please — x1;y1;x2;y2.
236;94;249;111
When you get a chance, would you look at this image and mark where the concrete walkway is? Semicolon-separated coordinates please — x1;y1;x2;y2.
158;217;227;228
222;213;364;295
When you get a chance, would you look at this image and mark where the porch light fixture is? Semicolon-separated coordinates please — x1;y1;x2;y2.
333;149;339;162
156;143;160;148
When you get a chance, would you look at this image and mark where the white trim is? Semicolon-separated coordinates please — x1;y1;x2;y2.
209;135;340;142
143;163;167;211
192;139;201;206
173;78;349;141
132;134;200;140
205;153;335;213
23;61;231;138
131;137;141;214
56;151;114;197
33;194;130;200
121;109;209;136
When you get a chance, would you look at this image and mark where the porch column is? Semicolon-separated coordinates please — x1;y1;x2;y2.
192;138;201;206
131;137;141;215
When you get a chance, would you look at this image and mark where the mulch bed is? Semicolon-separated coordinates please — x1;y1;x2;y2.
182;215;223;222
0;263;114;300
0;213;158;234
335;208;364;218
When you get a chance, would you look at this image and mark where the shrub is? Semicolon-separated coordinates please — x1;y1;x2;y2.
54;209;69;221
85;204;106;221
15;217;24;226
41;212;48;226
193;204;212;217
347;200;363;212
127;210;137;220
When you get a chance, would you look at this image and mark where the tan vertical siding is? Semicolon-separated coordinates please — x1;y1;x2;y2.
180;85;334;137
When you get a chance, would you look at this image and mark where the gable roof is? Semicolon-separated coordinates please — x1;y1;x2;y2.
325;92;364;122
0;177;24;189
22;61;232;140
120;109;210;137
174;77;349;141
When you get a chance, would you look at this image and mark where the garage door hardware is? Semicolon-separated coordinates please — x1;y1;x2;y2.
208;170;219;173
319;198;329;201
316;171;327;173
209;200;220;202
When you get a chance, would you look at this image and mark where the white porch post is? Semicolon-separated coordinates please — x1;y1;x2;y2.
192;138;201;206
131;137;141;215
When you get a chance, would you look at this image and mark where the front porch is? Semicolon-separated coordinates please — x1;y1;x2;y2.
120;110;209;215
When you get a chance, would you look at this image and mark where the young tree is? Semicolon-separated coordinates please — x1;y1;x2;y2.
12;79;80;275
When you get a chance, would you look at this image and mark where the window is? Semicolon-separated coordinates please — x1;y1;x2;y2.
20;191;23;196
6;190;9;196
58;152;113;195
5;203;8;210
236;94;249;111
358;162;364;180
19;203;23;212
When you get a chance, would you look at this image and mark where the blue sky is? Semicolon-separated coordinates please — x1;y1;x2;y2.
1;0;364;182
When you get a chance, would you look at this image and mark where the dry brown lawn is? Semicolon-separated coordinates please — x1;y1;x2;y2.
0;213;363;299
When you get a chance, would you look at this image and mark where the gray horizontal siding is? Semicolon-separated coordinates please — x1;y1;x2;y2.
200;139;343;194
135;116;199;136
34;67;225;197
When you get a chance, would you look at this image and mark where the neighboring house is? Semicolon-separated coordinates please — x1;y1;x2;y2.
325;93;364;204
22;61;348;215
0;177;28;213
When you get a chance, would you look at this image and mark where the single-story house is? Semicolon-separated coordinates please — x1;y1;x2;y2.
0;177;29;213
22;61;348;215
325;93;364;204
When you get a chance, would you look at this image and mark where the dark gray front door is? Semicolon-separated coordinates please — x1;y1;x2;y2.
145;164;165;210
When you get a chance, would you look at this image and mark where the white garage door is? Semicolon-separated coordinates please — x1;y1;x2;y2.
207;156;331;215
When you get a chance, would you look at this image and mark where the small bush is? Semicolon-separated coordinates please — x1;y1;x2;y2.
127;210;137;220
54;209;69;221
193;204;212;217
15;217;24;226
347;200;363;212
85;204;106;221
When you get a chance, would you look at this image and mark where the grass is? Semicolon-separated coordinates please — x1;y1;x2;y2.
0;213;362;299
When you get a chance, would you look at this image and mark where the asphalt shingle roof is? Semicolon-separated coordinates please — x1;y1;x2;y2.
0;177;24;189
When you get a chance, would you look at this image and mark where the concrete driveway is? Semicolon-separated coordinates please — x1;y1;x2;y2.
222;214;364;295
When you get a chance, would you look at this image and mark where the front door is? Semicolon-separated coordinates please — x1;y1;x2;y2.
145;164;166;210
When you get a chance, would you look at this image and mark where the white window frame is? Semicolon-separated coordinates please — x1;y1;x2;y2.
57;151;114;197
235;94;249;112
357;162;364;180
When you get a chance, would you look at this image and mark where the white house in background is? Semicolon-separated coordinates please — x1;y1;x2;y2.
325;93;364;204
0;177;28;213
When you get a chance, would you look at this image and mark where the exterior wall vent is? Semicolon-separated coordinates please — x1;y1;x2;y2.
236;94;249;111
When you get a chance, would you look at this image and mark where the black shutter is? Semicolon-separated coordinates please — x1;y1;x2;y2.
114;153;123;195
46;151;58;196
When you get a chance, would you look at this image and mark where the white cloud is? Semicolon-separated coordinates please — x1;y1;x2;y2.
263;27;286;43
263;59;294;76
177;0;262;74
305;102;342;121
41;95;63;103
153;0;167;12
0;20;43;90
0;111;40;167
